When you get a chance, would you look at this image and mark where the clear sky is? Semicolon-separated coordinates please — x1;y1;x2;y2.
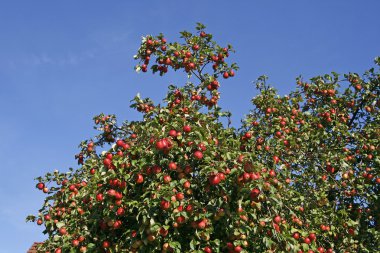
0;1;379;252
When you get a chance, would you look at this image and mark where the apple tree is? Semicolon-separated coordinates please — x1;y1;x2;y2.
27;24;380;253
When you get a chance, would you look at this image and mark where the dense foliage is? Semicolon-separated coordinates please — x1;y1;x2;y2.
27;24;380;253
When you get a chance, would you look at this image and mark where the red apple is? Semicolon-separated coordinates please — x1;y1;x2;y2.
209;174;221;185
204;246;212;253
197;220;206;229
169;129;177;137
160;200;170;210
163;175;171;184
59;227;67;235
72;239;80;247
192;44;200;51
116;139;125;147
168;162;177;171
176;192;184;201
136;174;144;184
234;246;242;252
273;215;281;224
96;193;103;202
183;125;191;133
36;182;44;190
102;240;110;248
250;188;260;199
194;151;203;160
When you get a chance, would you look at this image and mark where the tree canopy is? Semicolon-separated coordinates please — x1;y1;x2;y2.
28;24;380;253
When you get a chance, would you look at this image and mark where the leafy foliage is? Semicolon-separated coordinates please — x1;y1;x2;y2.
28;25;380;253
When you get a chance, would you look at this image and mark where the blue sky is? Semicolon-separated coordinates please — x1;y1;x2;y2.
0;1;379;252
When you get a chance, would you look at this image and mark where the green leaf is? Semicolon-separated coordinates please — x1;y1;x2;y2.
56;222;65;228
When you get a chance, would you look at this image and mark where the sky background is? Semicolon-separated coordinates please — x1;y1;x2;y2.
0;1;379;252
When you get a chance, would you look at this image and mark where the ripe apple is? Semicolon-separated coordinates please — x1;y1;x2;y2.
113;220;122;229
168;162;177;170
103;158;112;167
96;193;103;202
185;204;193;212
169;129;177;137
136;174;144;184
192;44;200;51
107;189;116;197
102;240;110;248
204;246;212;253
209;174;221;185
176;192;184;200
36;182;44;190
165;58;172;65
159;227;169;237
309;233;317;241
163;175;171;184
244;132;252;139
116;207;125;216
146;39;153;46
218;173;226;181
348;227;355;235
147;234;156;242
198;143;207;151
183;181;191;188
116;139;125;147
155;139;168;150
176;215;186;224
72;239;79;247
59;227;67;235
194;151;203;160
273;215;281;224
160;200;170;210
183;125;191;133
234;246;242;252
197;220;206;229
250;188;260;199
